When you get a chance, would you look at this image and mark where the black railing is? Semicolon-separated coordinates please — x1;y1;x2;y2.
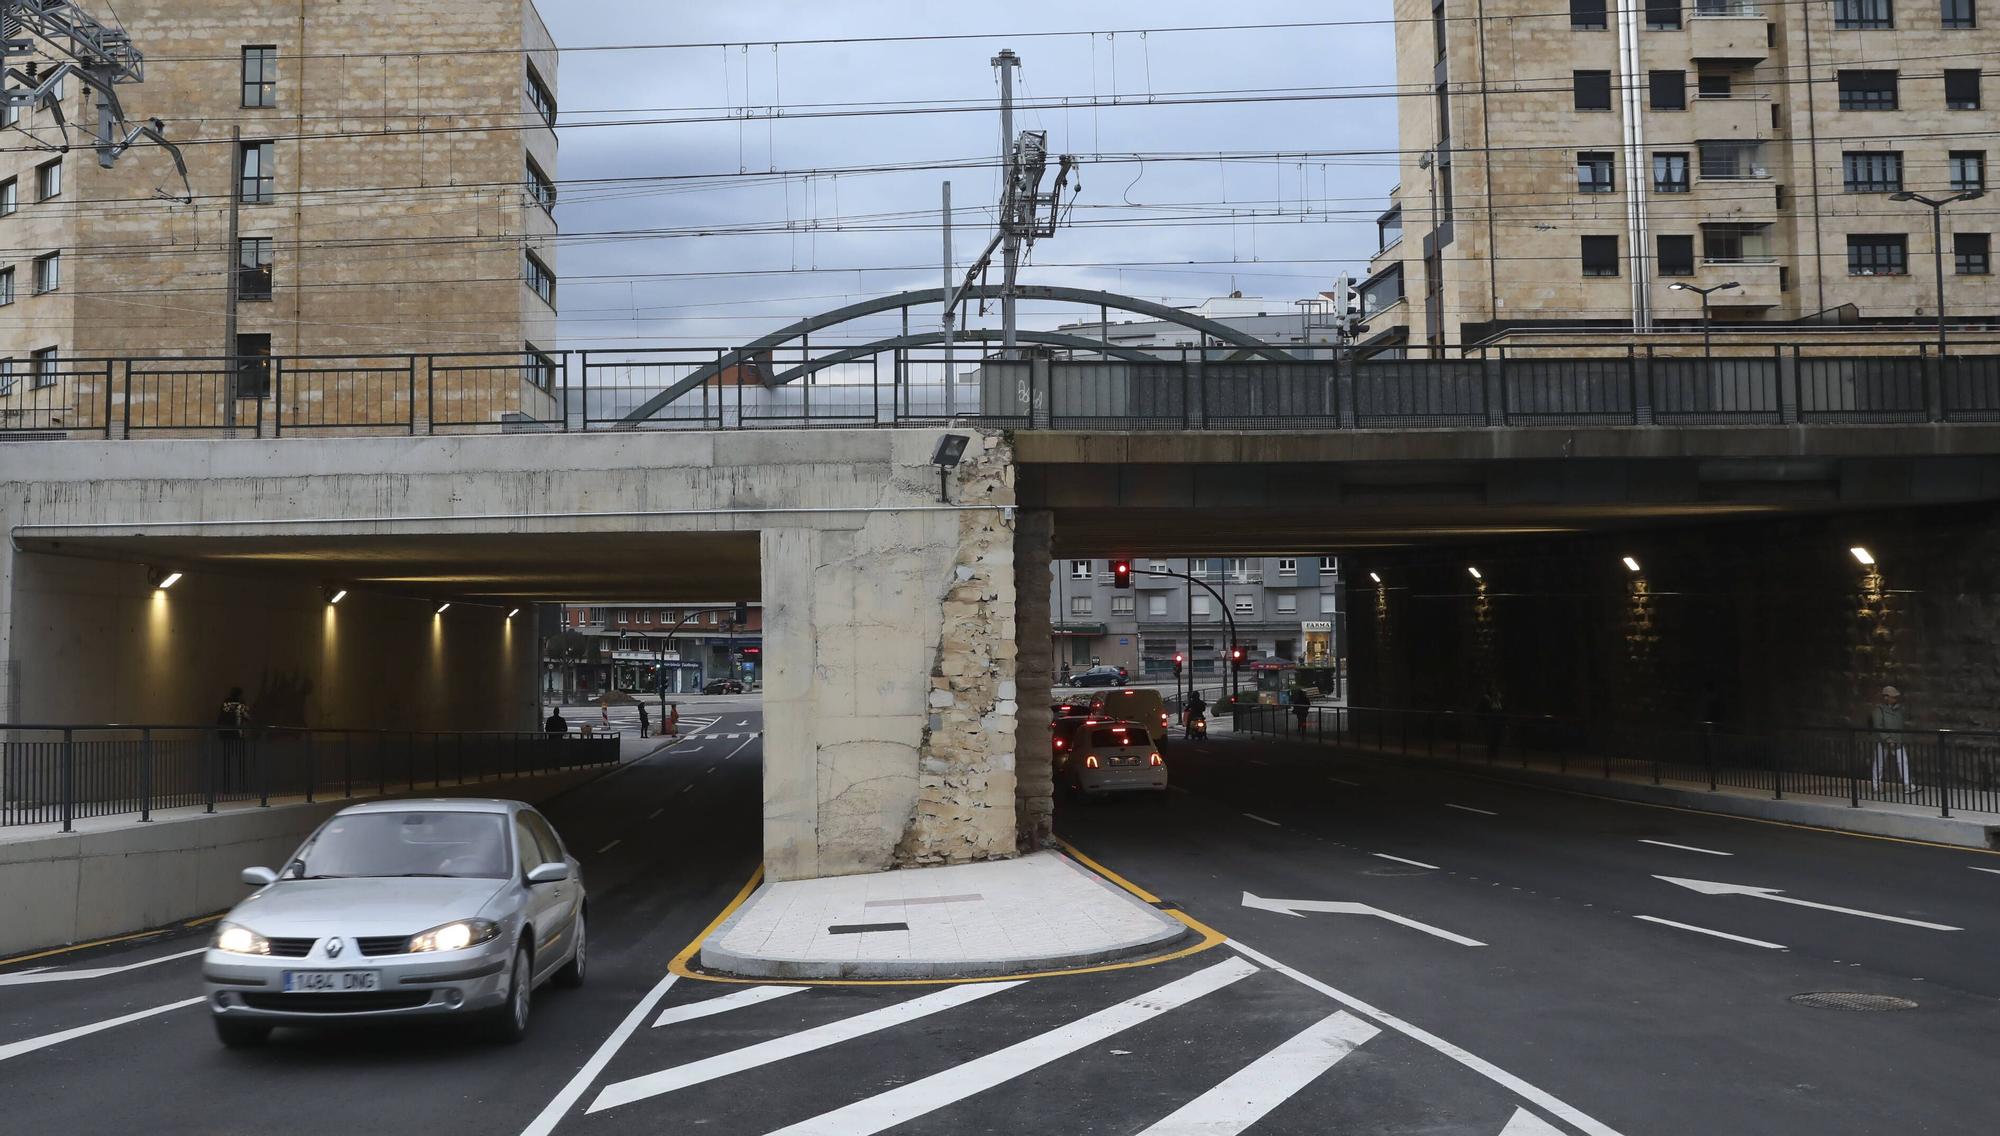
5;340;2000;439
1236;705;2000;820
0;724;620;830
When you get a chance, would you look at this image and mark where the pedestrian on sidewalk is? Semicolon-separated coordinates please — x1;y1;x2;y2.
216;687;251;793
1289;686;1312;736
1869;685;1912;794
544;708;567;737
636;701;650;738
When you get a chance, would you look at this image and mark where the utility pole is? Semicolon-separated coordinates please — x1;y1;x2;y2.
992;48;1020;355
941;180;954;417
224;124;240;430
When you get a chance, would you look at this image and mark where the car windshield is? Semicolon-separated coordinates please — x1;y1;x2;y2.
1091;727;1151;747
291;811;511;879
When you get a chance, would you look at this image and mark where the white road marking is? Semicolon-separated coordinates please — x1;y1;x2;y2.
1654;876;1962;931
1499;1106;1569;1135
680;785;692;794
1327;777;1361;787
1243;813;1281;827
1227;939;1631;1136
718;734;762;763
0;997;202;1063
1633;915;1787;950
1135;1011;1379;1134
1638;839;1732;857
652;984;805;1028
647;808;664;820
1373;853;1441;871
736;719;751;726
0;947;204;987
596;840;621;854
1970;866;2000;876
516;973;680;1136
678;746;705;754
589;981;1016;1113
1444;803;1498;816
1242;893;1486;947
761;958;1260;1135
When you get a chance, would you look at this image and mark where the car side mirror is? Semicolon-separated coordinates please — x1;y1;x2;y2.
241;866;278;887
526;862;571;885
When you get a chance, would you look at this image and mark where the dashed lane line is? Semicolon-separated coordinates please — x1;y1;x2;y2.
1243;813;1281;827
1444;803;1498;817
0;947;203;987
597;840;622;855
1638;839;1732;857
1372;854;1441;871
1632;915;1787;950
651;984;806;1028
0;997;203;1063
647;808;664;820
1327;777;1361;787
1134;1010;1379;1135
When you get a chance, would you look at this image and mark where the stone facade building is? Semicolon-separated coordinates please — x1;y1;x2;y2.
1051;556;1343;682
0;0;558;429
1363;0;1999;351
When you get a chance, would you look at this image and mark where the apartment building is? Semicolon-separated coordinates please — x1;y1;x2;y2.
554;604;764;695
1362;0;1997;352
0;0;558;428
1051;557;1342;680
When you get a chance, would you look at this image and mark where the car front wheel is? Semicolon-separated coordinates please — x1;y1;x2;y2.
486;945;533;1043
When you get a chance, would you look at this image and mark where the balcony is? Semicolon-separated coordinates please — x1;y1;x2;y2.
1689;6;1768;62
1691;93;1768;143
1670;260;1783;310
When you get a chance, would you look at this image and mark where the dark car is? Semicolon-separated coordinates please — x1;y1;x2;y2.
1050;714;1094;759
1068;666;1125;688
703;678;745;695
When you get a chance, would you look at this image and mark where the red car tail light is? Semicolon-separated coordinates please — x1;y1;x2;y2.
1084;754;1101;769
1149;752;1163;766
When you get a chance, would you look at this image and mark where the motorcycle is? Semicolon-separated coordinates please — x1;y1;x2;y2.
1186;712;1207;740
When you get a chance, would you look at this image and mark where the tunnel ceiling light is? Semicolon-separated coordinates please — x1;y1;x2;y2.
328;589;348;605
1368;571;1382;584
1622;556;1642;573
435;602;452;615
506;608;520;619
155;571;183;590
1466;566;1483;580
1850;547;1876;566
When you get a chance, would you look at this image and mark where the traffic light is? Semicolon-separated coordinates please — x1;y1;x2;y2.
733;600;749;624
1111;559;1132;589
1171;652;1184;678
1229;645;1245;670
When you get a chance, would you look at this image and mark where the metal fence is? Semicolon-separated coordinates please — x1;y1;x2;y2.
0;724;620;830
6;341;2000;439
1236;704;2000;820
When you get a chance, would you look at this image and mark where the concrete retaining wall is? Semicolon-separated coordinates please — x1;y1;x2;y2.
0;765;610;957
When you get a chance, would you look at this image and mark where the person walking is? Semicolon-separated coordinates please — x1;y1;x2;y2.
216;687;250;793
1870;685;1912;794
1288;686;1312;736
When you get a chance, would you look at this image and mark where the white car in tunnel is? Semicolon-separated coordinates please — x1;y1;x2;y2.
201;799;585;1047
1058;722;1168;798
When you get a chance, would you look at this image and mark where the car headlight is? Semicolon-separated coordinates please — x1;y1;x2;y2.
212;922;271;955
407;918;501;954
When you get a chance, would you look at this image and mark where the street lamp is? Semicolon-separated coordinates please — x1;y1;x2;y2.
1889;189;1986;359
1668;280;1740;358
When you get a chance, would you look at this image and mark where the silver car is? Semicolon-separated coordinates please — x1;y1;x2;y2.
202;798;586;1047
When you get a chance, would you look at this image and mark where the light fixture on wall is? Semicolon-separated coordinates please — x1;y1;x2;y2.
932;432;971;503
1622;556;1642;573
1466;566;1483;581
1850;547;1876;566
326;587;348;605
506;608;520;619
152;569;183;590
1368;571;1382;584
435;602;452;615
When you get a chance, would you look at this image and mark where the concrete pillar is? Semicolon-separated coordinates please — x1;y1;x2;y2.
1013;510;1055;851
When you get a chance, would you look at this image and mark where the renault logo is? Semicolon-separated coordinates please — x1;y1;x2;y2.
325;937;344;958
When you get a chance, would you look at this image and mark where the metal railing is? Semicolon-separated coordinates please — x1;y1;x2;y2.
1236;705;2000;821
4;340;2000;439
0;724;620;830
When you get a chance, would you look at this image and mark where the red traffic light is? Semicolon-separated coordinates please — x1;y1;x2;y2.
1111;559;1133;588
1229;646;1245;661
1172;653;1184;664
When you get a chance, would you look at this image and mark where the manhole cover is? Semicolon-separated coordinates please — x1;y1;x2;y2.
1790;992;1919;1012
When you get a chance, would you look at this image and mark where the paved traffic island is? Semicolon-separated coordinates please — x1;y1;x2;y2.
697;851;1188;979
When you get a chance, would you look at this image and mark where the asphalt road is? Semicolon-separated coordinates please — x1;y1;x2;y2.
3;709;1994;1135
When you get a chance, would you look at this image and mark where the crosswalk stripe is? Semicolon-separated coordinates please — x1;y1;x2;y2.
762;956;1262;1136
1134;1010;1379;1134
652;985;806;1029
587;980;1017;1114
1499;1106;1568;1134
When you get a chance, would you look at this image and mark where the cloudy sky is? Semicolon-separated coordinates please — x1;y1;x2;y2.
536;1;1400;349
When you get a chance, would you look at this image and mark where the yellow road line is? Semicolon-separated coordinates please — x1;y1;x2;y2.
667;849;1223;987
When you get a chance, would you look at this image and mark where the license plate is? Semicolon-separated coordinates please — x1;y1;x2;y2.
282;970;380;993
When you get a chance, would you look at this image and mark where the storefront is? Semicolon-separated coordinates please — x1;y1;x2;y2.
611;650;704;694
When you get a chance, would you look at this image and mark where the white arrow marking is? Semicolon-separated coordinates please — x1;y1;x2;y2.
1499;1106;1568;1135
1638;839;1732;857
1970;866;2000;877
1653;876;1962;931
1633;915;1786;950
736;719;750;726
0;947;203;987
1242;892;1486;946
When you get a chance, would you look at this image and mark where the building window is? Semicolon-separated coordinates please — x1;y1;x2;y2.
1320;593;1338;615
524;249;555;307
34;159;58;201
1377;206;1403;252
1070;559;1093;580
1577;151;1616;193
1945;69;1982;109
31;251;57;294
1837;70;1899;109
0;178;14;216
1653;152;1691;193
1951;151;1987;192
1319;556;1337;572
1148;559;1169;573
524;343;558;391
1843;151;1904;192
237;237;273;301
1;102;16;127
1697;72;1733;99
1646;0;1682;29
1190;559;1209;578
527;62;557;127
1232;595;1255;615
1834;0;1895;28
239;140;275;203
234;333;271;397
1111;595;1135;616
1699;140;1766;179
1276;594;1298;615
617;611;629;625
1942;0;1977;28
1069;595;1092;617
1191;594;1212;618
1572;0;1609;28
1581;235;1621;276
1847;234;1908;275
0;359;13;396
526;155;555;213
30;347;56;389
1956;232;1990;275
1703;222;1774;262
1433;0;1447;61
1574;70;1613;111
241;46;277;108
1649;70;1687;110
1658;234;1697;276
1227;558;1251;581
1277;558;1298;576
1147;595;1168;617
0;266;12;306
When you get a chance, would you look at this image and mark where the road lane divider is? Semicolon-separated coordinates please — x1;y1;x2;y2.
0;997;203;1063
0;947;203;987
651;984;805;1028
1638;839;1732;857
1971;866;2000;876
1134;1010;1379;1135
1372;854;1441;871
1327;777;1361;787
1632;916;1787;950
1243;813;1281;827
1444;803;1498;817
516;974;680;1136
